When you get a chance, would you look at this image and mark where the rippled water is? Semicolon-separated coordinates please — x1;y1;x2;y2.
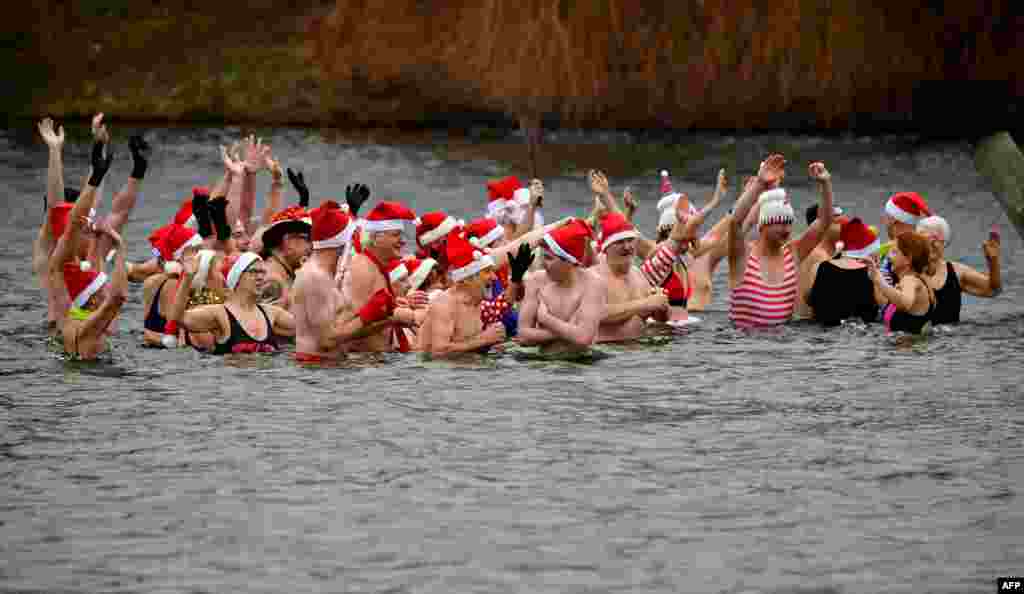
0;127;1021;593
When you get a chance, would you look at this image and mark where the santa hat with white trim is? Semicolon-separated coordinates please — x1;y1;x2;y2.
150;223;203;265
486;176;522;218
757;188;795;227
884;192;931;225
415;211;461;248
597;212;639;252
839;218;881;259
310;200;354;250
446;230;495;282
362;201;417;233
542;218;594;265
464;217;505;249
221;252;262;291
64;261;108;308
406;257;437;291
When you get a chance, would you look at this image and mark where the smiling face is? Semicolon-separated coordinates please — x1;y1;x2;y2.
371;230;405;261
604;237;637;264
460;266;496;299
235;260;267;294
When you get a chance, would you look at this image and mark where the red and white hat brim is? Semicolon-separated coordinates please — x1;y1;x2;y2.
191;249;217;289
470;225;505;248
843;238;881;260
72;272;108;308
418;216;459;247
885;198;922;225
542;233;578;264
313;218;355;250
449;254;495;283
408;258;437;290
363;219;409;233
173;234;203;261
601;229;639;252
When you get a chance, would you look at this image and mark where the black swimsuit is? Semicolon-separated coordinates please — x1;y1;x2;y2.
144;280;169;333
930;262;962;325
212;305;279;355
808;261;879;327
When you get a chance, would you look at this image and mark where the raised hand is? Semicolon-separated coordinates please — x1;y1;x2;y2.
243;136;270;174
507;243;535;283
622;186;637;213
589;169;610;195
91;113;110;144
808;161;830;182
345;183;371;216
37;118;65;149
716;168;728;193
221;145;245;176
129;135;149;180
982;237;1000;261
529;178;545;208
287;167;310;207
267;156;283;183
88;139;114;187
757;154;786;187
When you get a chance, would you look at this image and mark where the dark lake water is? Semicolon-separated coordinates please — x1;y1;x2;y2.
0;127;1021;593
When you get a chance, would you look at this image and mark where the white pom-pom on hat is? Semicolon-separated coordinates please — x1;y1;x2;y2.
79;260;92;272
161;334;178;348
661;170;668;177
413;217;422;226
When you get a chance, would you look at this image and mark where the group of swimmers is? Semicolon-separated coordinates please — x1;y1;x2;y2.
34;115;1004;361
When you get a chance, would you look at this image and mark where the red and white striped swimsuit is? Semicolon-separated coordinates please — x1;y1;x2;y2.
729;246;797;328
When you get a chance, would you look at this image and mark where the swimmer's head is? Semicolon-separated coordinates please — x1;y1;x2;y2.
598;212;639;262
447;231;495;297
232;220;251;252
892;231;934;276
882;192;931;241
915;215;949;259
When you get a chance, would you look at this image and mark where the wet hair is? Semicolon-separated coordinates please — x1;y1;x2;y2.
896;231;935;275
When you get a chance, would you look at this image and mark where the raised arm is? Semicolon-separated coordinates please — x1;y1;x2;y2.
793;161;834;260
38;118;65;209
80;227;128;340
867;259;917;311
729;156;783;285
96;135;148;271
488;217;572;264
956;237;1002;297
49;142;113;272
239;136;268;234
589;170;622;214
168;256;226;337
222;144;246;231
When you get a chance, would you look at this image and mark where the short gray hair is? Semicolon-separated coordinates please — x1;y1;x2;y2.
916;215;950;245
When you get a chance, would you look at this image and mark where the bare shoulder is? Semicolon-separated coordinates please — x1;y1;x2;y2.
523;269;550;290
583;267;607;288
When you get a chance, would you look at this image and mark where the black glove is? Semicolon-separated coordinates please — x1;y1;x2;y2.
129;135;149;180
192;188;213;238
507;243;535;284
208;197;231;242
345;183;370;216
87;140;113;187
287;167;310;208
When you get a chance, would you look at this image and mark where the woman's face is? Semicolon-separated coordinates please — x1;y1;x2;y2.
237;261;267;293
889;244;908;272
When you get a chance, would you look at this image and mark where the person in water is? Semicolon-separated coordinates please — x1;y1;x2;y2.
516;218;607;354
593;211;668;341
803;217;883;326
419;230;507;356
878;191;931;285
292;201;398;363
915;215;1002;325
141;223;203;347
867;231;936;335
727;157;835;328
168;252;296;354
796;202;849;320
260;205;312;308
343;201;419;352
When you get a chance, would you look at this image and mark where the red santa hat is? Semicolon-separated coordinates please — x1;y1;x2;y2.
221;252;262;291
486;176;522;217
884;192;931;225
310;200;354;250
263;205;313;251
446;230;495;282
542;218;594;265
839;218;881;259
757;188;795;227
49;202;74;239
415;211;462;247
386;257;411;284
64;261;108;308
406;257;437;291
149;223;203;264
362;201;417;233
464;217;505;248
173;199;198;229
597;212;639;253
